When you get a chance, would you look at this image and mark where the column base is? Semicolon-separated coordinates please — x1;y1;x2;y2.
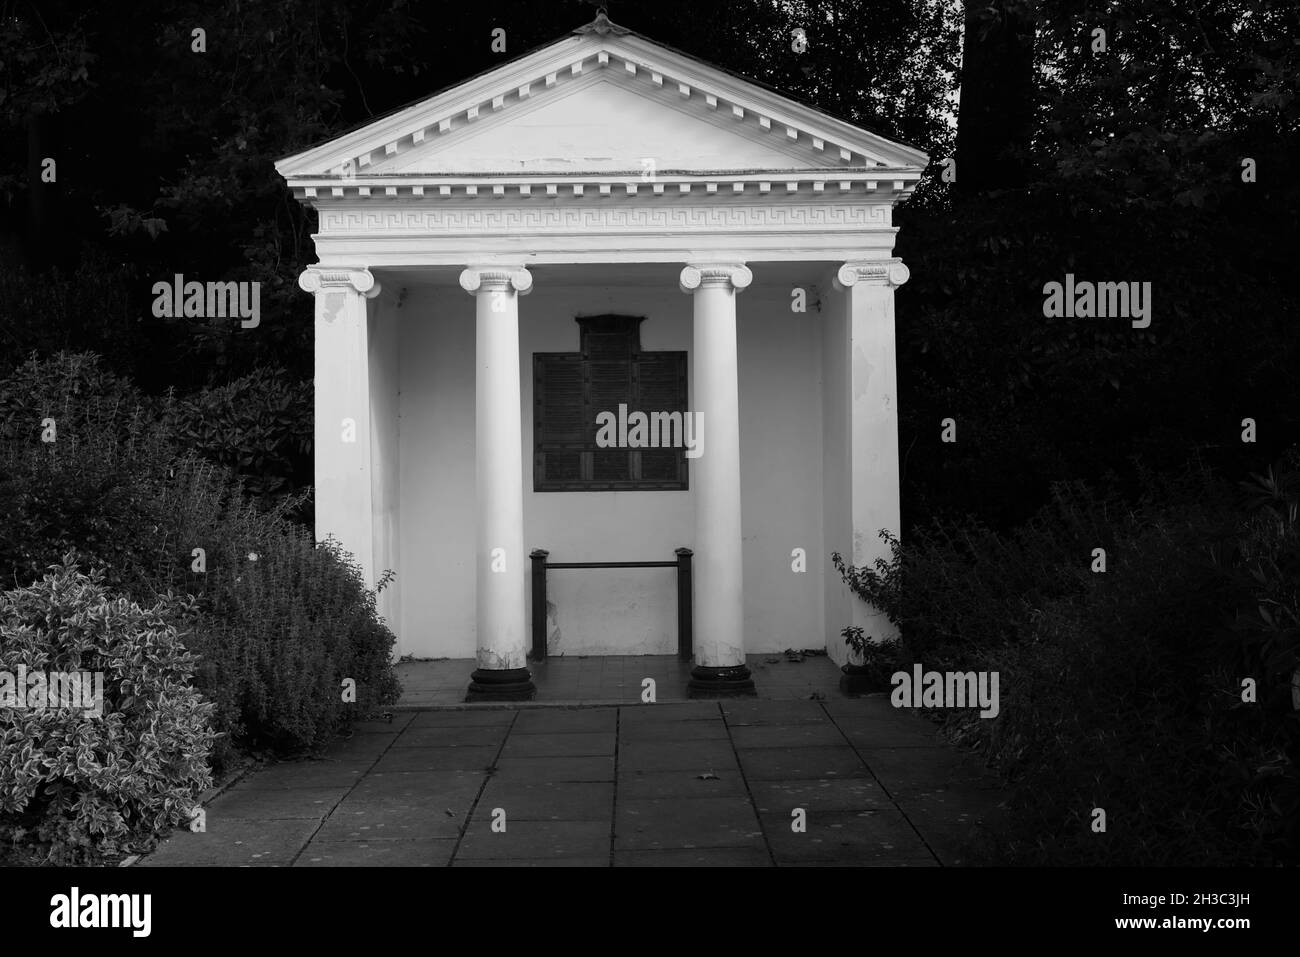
687;664;756;698
466;667;536;702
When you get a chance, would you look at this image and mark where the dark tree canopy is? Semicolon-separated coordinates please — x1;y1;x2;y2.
1;0;1296;527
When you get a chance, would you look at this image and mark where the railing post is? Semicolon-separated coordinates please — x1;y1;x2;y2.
530;549;549;661
675;547;694;661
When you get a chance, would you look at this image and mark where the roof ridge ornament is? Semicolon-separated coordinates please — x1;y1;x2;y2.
575;9;630;36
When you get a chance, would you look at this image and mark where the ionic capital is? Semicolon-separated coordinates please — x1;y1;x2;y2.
298;266;381;298
679;263;752;295
459;265;533;296
833;259;910;291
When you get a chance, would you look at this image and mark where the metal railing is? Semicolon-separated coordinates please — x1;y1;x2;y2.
529;547;694;662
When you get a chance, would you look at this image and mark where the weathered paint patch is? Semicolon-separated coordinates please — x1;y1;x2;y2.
546;599;562;656
852;342;874;401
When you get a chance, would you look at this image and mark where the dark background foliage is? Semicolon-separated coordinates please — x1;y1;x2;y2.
2;0;1294;529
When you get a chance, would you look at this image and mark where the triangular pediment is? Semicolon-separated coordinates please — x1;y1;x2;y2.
275;17;927;186
380;77;819;175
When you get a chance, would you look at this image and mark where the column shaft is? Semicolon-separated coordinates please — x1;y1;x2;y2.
300;267;381;590
833;260;908;680
680;264;755;697
461;266;535;702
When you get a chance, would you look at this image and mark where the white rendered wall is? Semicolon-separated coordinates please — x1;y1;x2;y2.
735;281;825;657
394;272;826;659
368;297;402;640
396;285;478;658
821;281;855;666
522;282;690;657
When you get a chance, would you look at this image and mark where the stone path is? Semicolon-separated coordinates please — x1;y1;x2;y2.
138;696;1007;867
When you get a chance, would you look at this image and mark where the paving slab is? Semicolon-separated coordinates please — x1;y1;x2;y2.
457;820;611;860
452;857;610;867
614;847;772;867
721;700;831;725
395;692;460;706
890;786;1009;865
347;770;485;806
489;755;615;783
620;740;739;772
856;747;1001;791
619;720;730;742
137;665;1013;868
393;726;509;748
615;797;764;851
760;808;935;865
205;786;343;821
316;802;464;841
818;694;897;717
295;839;457;867
314;733;399;761
477;781;614;821
235;761;370;790
748;778;894;814
779;858;940;867
728;723;848;750
616;769;749;800
826;700;949;748
349;713;415;733
500;732;615;758
370;746;498;773
618;703;721;724
138;817;320;866
512;709;617;734
737;746;871;781
408;710;517;728
833;720;947;750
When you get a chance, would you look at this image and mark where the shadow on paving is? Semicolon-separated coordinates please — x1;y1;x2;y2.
137;696;1008;867
394;654;846;707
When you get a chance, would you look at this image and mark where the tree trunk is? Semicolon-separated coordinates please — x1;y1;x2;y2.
954;1;1036;194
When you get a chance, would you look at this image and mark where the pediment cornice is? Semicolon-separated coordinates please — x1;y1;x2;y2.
275;17;928;205
289;171;921;204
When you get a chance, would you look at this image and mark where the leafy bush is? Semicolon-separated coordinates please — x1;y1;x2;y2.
0;556;215;864
985;498;1256;865
0;353;177;590
0;352;399;769
838;623;901;691
834;465;1299;865
159;366;312;501
185;534;400;758
835;479;1130;669
113;452;399;760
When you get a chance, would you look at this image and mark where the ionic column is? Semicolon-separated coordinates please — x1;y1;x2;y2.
832;259;909;663
298;266;381;589
459;265;535;702
679;263;755;697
